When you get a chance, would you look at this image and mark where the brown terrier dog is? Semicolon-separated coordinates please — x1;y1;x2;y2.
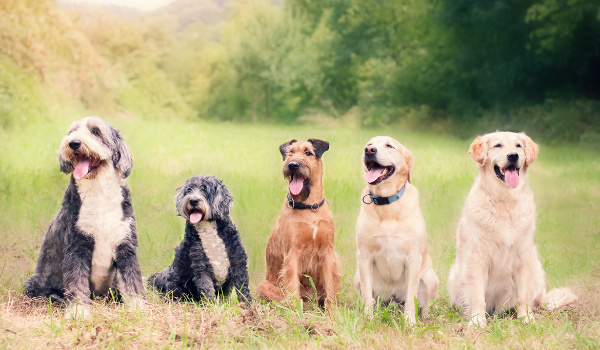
258;139;341;311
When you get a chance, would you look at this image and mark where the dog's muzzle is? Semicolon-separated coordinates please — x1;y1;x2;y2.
363;157;395;185
187;199;205;224
494;153;521;189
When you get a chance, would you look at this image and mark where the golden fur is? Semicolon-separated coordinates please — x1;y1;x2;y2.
354;136;440;325
448;131;577;327
258;140;341;311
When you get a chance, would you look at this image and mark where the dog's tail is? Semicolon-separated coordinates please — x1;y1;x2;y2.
539;288;578;310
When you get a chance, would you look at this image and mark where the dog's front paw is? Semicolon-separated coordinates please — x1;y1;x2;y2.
518;309;536;324
404;312;417;326
127;297;147;311
65;304;91;320
362;297;374;317
467;314;486;328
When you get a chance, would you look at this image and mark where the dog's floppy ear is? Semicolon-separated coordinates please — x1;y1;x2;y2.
279;139;297;160
468;135;489;165
111;128;133;178
174;185;184;216
403;146;414;183
212;180;234;220
59;154;74;175
308;139;329;158
520;133;539;167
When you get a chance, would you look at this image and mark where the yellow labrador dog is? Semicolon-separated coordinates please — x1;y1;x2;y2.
354;136;440;325
448;131;577;327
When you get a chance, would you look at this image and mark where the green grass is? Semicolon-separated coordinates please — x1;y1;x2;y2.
0;117;599;348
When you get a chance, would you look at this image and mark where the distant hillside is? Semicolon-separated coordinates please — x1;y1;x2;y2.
148;0;232;32
58;3;144;21
0;0;190;129
59;0;280;34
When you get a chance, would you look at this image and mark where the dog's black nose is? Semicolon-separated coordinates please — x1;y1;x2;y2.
288;162;300;171
365;146;377;155
507;152;519;162
189;199;199;207
69;140;81;150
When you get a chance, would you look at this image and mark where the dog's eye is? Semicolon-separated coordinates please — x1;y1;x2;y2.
386;144;394;149
185;188;192;194
91;128;101;137
305;151;313;156
516;143;522;148
494;144;502;148
201;185;207;191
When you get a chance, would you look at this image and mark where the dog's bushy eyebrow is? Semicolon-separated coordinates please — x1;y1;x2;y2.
67;123;79;134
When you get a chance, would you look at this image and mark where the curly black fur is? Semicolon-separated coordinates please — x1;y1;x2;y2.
148;175;251;303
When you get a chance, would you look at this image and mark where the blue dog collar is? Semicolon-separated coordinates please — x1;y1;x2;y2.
363;183;407;205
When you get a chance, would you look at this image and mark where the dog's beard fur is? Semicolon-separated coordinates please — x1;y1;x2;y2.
59;145;109;180
58;117;133;180
283;162;311;201
180;192;211;224
175;176;234;224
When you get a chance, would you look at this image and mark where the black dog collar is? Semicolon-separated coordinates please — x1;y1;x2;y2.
286;194;325;211
363;183;407;205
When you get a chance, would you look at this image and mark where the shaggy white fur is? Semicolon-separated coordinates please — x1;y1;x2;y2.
195;221;230;287
77;166;130;295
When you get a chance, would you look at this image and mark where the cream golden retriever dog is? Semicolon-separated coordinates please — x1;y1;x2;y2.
448;131;577;327
354;136;440;325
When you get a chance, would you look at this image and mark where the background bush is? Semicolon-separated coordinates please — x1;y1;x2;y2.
1;0;599;143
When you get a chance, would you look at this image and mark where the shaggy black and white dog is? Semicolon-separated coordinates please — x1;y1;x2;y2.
148;176;251;303
24;117;144;318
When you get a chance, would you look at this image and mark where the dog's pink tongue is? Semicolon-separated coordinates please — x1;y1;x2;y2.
190;212;203;224
289;176;304;195
505;169;519;188
73;157;90;180
364;166;385;184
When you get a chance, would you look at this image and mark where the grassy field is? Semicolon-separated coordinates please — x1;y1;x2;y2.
0;116;599;348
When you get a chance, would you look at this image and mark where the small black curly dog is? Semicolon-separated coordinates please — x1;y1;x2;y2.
148;175;251;303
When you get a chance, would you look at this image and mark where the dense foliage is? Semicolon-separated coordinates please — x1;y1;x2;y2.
0;0;190;129
1;0;599;143
158;0;600;142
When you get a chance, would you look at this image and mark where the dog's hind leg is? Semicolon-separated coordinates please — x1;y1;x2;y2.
418;268;440;318
24;216;67;303
259;228;285;302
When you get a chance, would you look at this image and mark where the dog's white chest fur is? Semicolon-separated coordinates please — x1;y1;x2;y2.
195;221;230;287
76;170;130;292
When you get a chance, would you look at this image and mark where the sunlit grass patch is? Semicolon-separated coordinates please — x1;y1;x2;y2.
0;118;599;348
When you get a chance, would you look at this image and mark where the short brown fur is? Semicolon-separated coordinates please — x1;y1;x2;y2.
258;140;341;311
